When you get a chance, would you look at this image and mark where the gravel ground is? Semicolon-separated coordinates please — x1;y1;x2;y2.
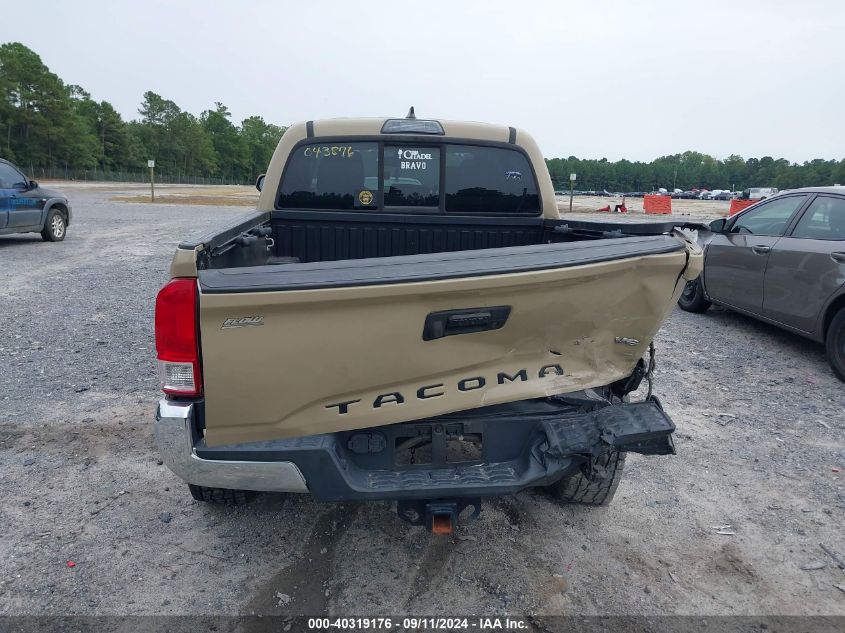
1;185;843;618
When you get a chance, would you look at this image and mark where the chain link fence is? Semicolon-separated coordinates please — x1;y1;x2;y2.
28;166;248;186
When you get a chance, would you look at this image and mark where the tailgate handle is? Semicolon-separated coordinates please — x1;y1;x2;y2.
423;306;511;341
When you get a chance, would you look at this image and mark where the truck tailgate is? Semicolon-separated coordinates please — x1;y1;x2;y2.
198;236;694;446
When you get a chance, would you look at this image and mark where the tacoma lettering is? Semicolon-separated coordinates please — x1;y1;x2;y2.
325;365;566;415
417;384;444;399
325;398;361;414
373;392;404;408
458;377;485;392
539;363;564;377
497;369;528;384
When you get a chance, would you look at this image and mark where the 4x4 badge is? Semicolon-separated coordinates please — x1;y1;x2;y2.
222;316;264;329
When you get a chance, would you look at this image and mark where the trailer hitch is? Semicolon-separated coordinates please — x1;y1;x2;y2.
397;498;481;534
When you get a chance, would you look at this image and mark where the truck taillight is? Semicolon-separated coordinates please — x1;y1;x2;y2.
155;278;202;397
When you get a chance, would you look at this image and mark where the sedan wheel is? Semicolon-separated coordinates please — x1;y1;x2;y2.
677;278;712;313
825;309;845;382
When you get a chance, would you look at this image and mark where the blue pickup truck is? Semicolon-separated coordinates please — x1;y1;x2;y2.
0;159;72;241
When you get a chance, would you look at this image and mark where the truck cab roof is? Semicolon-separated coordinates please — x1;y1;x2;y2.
258;116;559;219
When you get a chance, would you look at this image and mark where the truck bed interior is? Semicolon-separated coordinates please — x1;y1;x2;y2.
190;210;692;292
272;211;545;264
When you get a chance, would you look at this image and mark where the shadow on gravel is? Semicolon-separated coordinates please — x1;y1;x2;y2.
697;306;827;362
0;235;44;246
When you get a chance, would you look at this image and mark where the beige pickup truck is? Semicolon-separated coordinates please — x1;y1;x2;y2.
154;113;702;533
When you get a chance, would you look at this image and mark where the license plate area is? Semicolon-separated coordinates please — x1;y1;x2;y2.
338;404;544;472
394;422;483;466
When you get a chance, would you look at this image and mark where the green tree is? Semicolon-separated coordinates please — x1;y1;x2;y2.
170;111;217;176
201;102;246;180
241;115;285;181
0;42;98;170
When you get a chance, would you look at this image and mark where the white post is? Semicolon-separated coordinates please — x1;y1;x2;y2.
148;160;156;202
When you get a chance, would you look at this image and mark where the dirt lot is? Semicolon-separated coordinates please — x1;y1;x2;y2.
109;183;259;207
556;194;730;222
1;184;843;619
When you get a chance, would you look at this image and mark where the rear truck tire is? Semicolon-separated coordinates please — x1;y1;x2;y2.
547;450;626;506
825;308;845;382
41;208;66;242
678;278;711;313
188;484;254;505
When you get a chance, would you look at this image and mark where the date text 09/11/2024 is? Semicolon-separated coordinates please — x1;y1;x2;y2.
306;617;529;630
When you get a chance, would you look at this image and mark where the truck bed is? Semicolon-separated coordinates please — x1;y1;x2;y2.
199;233;684;293
191;209;695;274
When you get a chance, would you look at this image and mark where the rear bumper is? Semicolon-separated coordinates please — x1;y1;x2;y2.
155;395;676;501
155;400;309;493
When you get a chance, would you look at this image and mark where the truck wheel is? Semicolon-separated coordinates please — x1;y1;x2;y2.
825;309;845;382
41;208;66;242
548;451;626;506
677;278;711;313
188;484;254;505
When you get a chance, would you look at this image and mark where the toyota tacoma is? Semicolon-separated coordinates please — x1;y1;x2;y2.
154;113;703;533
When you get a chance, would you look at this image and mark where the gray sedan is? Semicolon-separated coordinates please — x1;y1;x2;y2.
679;187;845;381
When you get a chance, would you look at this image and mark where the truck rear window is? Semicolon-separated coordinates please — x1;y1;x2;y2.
444;146;539;215
277;141;539;215
384;145;440;207
278;142;379;210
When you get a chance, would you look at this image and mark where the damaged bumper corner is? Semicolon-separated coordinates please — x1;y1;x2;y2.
540;398;675;464
674;228;705;281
